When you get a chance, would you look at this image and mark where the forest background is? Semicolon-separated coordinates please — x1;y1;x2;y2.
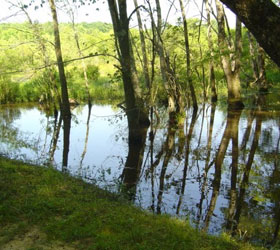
1;0;279;110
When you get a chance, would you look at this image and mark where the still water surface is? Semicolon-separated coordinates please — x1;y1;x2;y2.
0;100;279;245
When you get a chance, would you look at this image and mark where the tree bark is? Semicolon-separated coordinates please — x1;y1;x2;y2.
48;0;71;118
72;19;92;106
205;0;217;103
107;0;149;129
178;0;198;110
215;0;244;109
154;0;176;113
133;0;150;90
220;0;280;67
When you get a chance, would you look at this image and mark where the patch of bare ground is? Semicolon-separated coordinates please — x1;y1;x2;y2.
1;227;76;250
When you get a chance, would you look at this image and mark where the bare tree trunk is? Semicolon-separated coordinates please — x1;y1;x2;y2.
151;0;185;123
72;19;92;106
178;0;198;110
205;0;217;102
247;32;259;80
121;125;148;201
133;0;150;90
49;0;71;169
247;31;267;92
257;46;267;91
215;0;244;110
154;0;176;113
48;0;71;118
108;0;149;130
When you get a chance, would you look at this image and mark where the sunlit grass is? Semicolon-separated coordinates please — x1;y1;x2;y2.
0;157;261;249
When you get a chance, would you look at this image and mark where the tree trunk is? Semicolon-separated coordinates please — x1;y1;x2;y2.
121;124;148;201
215;0;244;110
154;0;176;113
73;24;92;106
205;0;217;102
247;32;267;91
153;0;185;120
247;32;259;80
107;0;149;129
48;0;71;118
219;0;280;67
178;0;198;110
133;0;150;90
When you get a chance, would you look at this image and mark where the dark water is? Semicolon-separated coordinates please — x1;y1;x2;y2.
0;98;280;246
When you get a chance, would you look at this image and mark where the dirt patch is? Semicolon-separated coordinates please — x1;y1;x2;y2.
2;227;76;250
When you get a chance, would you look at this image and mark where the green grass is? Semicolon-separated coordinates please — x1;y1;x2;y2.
0;157;260;249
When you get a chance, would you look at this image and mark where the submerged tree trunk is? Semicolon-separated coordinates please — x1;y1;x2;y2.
121;123;148;200
49;0;71;169
154;0;176;114
107;0;149;130
178;0;198;110
215;0;244;110
152;0;185;124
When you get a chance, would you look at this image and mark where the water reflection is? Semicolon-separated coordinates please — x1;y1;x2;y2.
0;98;279;246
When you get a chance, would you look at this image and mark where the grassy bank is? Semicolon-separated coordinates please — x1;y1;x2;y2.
0;158;259;250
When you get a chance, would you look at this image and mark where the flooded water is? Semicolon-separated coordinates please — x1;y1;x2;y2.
0;96;280;245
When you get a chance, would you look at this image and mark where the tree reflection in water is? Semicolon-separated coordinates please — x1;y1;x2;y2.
120;118;148;200
1;98;280;246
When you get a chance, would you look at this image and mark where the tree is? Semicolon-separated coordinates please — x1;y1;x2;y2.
220;0;280;67
133;0;150;90
247;32;267;91
215;0;244;109
204;0;217;102
178;0;198;110
48;0;71;118
48;0;72;168
107;0;149;134
149;0;185;123
63;0;92;106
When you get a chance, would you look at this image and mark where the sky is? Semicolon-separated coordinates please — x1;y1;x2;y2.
0;0;236;27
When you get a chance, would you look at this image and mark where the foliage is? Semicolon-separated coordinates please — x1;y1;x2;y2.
0;18;279;106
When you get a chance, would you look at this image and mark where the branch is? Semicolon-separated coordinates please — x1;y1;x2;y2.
128;5;145;23
0;53;119;75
